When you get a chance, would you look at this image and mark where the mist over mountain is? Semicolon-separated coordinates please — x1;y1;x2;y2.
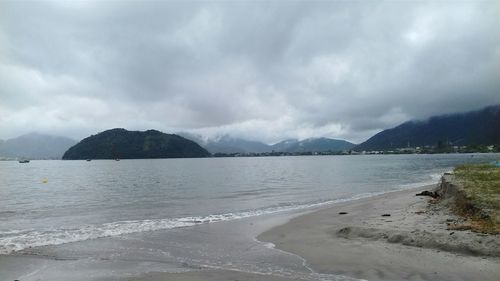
6;104;498;158
205;136;271;154
355;105;500;151
180;133;355;154
63;129;210;160
270;139;300;152
178;133;271;154
271;138;355;153
0;133;76;159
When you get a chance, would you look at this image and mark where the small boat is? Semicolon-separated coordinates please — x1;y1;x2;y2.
18;159;30;163
86;159;91;162
115;158;120;161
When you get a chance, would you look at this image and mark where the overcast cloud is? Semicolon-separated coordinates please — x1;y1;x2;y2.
0;0;499;143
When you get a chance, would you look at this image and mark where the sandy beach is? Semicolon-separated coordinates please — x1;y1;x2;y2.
258;185;499;281
4;183;498;281
117;184;499;281
116;269;307;281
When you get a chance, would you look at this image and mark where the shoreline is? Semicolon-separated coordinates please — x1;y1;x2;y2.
116;184;498;281
4;184;499;281
258;185;499;281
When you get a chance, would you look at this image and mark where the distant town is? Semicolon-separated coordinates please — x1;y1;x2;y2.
211;143;500;158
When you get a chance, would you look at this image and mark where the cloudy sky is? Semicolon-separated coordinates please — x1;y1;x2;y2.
1;0;499;144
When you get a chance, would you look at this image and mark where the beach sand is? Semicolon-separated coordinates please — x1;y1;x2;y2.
258;185;499;281
117;269;306;281
121;185;499;281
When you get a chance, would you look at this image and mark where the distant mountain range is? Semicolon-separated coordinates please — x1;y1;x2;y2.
62;128;210;160
206;137;271;154
180;133;355;154
5;105;498;159
271;138;355;153
0;133;76;160
355;105;500;151
1;131;354;160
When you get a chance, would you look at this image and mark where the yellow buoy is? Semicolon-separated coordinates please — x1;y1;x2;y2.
42;178;48;184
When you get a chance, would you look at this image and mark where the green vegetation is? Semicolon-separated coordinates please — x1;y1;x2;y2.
355;105;500;152
63;128;210;159
454;163;500;233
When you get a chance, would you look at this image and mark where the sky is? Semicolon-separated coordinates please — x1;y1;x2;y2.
1;0;499;144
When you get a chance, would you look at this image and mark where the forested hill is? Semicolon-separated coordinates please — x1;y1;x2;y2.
355;105;500;151
62;128;210;159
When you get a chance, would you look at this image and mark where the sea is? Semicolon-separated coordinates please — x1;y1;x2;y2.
0;153;498;281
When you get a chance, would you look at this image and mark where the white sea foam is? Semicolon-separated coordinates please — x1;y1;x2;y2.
0;171;447;255
0;191;393;255
397;172;444;190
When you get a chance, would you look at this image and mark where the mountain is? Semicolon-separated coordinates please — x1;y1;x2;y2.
271;138;355;153
355;105;500;151
62;128;210;160
180;133;354;154
270;139;299;152
0;133;77;159
205;136;271;154
176;132;206;146
178;133;271;154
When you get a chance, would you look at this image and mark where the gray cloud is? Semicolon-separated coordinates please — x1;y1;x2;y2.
0;0;499;143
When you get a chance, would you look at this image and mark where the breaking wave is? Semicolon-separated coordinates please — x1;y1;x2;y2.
0;190;393;255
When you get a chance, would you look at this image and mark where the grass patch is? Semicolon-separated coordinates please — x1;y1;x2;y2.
453;163;500;234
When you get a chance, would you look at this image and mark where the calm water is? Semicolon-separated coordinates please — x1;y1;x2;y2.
0;154;498;280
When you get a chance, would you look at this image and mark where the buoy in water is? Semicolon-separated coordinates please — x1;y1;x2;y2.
42;178;48;184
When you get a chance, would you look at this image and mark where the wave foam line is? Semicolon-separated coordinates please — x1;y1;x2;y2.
0;188;421;255
396;172;444;190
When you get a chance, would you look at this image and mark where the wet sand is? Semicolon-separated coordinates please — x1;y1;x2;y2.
258;185;499;281
117;269;307;281
20;185;496;281
115;185;499;281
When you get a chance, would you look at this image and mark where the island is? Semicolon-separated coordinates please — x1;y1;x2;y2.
62;128;210;160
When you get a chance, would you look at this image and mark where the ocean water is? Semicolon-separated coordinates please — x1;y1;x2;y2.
0;153;498;280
